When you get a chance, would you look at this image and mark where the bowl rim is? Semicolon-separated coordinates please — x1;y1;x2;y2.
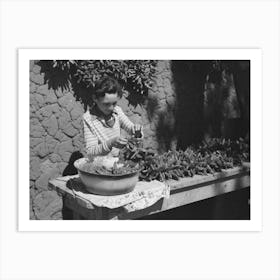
74;157;141;178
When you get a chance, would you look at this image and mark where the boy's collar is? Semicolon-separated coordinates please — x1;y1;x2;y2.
89;106;117;121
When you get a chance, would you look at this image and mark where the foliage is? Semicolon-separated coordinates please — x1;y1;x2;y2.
52;60;77;70
40;60;157;107
194;138;250;165
120;138;250;182
37;60;77;92
74;60;157;106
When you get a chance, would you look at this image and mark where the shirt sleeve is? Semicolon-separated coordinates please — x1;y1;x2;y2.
83;119;111;157
115;106;134;134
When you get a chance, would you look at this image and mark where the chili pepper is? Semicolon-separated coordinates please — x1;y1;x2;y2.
158;172;164;182
171;173;179;180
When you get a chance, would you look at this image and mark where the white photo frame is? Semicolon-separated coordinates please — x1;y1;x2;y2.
19;48;261;232
1;1;279;279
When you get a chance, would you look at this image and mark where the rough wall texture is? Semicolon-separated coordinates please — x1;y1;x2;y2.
29;60;176;220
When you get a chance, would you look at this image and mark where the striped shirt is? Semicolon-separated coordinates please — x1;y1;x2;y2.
83;105;134;157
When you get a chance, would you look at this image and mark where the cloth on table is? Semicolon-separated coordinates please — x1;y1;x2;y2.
66;178;170;212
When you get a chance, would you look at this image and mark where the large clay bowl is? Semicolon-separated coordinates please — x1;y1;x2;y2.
74;158;139;196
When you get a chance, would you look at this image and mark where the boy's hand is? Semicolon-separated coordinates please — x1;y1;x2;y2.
132;124;144;139
107;136;128;149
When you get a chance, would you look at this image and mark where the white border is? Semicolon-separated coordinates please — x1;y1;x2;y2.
19;49;262;232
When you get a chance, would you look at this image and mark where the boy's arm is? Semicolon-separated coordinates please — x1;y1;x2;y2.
83;119;111;157
115;106;135;134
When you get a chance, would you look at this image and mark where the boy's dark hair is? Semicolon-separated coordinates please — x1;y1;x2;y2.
93;76;123;98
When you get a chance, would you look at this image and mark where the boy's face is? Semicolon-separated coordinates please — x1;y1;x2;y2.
93;92;120;116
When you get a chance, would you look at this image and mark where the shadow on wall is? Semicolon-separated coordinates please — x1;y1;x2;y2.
145;94;159;123
170;60;250;149
171;60;211;150
144;60;212;152
202;61;250;141
37;60;72;92
230;61;250;140
156;110;176;152
37;60;90;112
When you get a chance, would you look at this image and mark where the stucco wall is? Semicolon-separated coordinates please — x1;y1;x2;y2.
29;60;176;219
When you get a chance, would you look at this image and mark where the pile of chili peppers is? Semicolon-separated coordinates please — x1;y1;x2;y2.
119;138;250;182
